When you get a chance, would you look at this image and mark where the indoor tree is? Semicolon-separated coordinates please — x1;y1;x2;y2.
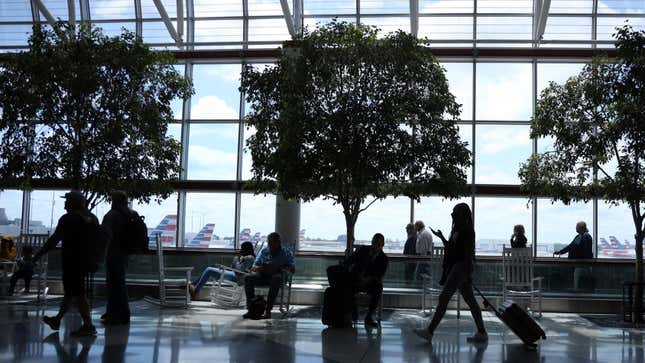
241;21;471;253
519;25;644;322
0;22;193;209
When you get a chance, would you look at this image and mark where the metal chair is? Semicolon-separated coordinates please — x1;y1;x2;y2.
420;246;461;318
145;233;193;308
209;264;247;308
500;246;543;318
353;288;384;323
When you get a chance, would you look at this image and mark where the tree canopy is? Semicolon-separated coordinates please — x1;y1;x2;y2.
519;25;644;321
241;21;471;250
0;23;193;209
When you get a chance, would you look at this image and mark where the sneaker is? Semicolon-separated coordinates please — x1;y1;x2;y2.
70;325;97;337
242;311;254;319
466;332;488;343
364;316;379;328
414;328;433;342
42;316;60;331
259;312;272;320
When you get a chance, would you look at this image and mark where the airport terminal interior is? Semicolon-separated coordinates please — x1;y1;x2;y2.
1;0;645;362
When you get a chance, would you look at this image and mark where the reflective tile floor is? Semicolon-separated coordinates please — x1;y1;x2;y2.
0;298;641;363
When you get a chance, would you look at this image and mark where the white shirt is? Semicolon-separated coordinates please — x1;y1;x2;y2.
416;228;433;256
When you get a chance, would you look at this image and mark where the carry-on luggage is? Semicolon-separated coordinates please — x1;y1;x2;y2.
473;285;546;348
322;286;353;328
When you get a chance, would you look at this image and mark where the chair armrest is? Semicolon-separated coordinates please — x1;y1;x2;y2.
419;273;430;280
532;277;543;289
215;264;248;275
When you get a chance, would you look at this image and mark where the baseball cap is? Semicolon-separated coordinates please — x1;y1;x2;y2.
60;190;86;208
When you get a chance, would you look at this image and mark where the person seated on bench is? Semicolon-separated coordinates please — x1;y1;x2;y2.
189;241;256;299
243;232;295;319
8;245;34;295
346;233;388;328
554;221;593;259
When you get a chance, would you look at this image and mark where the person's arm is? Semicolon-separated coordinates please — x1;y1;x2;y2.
251;249;266;272
285;248;295;273
430;228;448;245
33;223;63;260
101;211;116;244
376;255;388;281
555;237;576;255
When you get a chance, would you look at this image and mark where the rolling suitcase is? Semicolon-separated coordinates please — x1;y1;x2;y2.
473;285;546;348
322;286;353;328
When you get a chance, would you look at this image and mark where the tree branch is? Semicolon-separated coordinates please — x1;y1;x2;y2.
594;162;614;181
358;196;379;214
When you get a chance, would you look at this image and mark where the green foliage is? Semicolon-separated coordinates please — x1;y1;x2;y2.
519;25;644;231
241;21;470;248
0;23;193;209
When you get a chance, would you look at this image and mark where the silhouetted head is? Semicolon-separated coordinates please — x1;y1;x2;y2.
110;190;128;208
576;221;588;234
414;220;425;232
240;241;255;257
61;190;86;212
406;223;415;237
513;224;525;236
371;233;385;253
451;203;473;232
267;232;281;255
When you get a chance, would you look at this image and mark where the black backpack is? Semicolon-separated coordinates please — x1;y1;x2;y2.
119;209;149;254
82;214;109;274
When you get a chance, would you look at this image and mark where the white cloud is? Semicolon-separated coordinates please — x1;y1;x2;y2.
479;127;531;155
191;95;238;119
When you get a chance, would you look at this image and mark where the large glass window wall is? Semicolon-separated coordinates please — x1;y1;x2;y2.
1;2;642;262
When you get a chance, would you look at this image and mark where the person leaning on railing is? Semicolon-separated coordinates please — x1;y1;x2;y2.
553;221;593;259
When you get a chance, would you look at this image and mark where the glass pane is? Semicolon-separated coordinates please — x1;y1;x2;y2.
0;190;22;237
596;17;645;41
94;22;136;37
597;1;645;14
359;17;410;35
0;1;32;21
248;18;291;43
193;0;242;17
354;197;411;254
184;192;235;248
476;63;532;121
443;63;473;120
28;190;66;234
418;16;473;41
549;0;594;13
133;193;178;248
476;16;533;41
242;125;256;181
304;0;356;15
304;17;356;31
191;64;241;120
419;0;473;13
239;193;276;249
537;63;586;94
41;0;79;20
475;197;532;255
194;20;244;44
300;198;346;252
141;0;182;19
90;0;135;20
543;16;592;42
142;21;176;45
167;123;181;142
187;124;239;180
0;24;32;48
598;201;636;259
248;0;284;16
536;199;593;257
458;124;473;182
360;0;409;14
475;125;531;184
477;0;533;13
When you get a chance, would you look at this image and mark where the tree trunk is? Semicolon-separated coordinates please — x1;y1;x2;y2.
635;231;644;323
344;212;356;257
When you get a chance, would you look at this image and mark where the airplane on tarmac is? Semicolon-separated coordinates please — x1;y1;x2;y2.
598;236;634;258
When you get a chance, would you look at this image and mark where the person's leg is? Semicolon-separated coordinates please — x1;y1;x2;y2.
426;264;466;334
23;271;32;293
222;270;237;283
194;267;222;293
364;280;383;326
108;255;130;322
8;270;21;294
105;256;117;318
459;281;487;335
244;273;259;308
266;273;284;314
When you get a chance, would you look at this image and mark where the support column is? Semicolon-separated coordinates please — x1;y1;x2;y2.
275;195;300;251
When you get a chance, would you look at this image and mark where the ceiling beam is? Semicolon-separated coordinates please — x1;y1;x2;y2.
176;0;184;39
31;0;58;27
536;0;552;41
280;0;296;38
152;0;182;44
410;0;419;37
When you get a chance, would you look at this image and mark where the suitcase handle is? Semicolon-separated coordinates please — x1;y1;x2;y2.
472;284;501;316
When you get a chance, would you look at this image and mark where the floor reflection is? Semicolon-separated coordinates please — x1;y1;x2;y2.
0;300;643;362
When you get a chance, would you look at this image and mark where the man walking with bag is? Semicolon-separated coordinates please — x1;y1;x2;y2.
100;191;132;325
34;191;98;336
